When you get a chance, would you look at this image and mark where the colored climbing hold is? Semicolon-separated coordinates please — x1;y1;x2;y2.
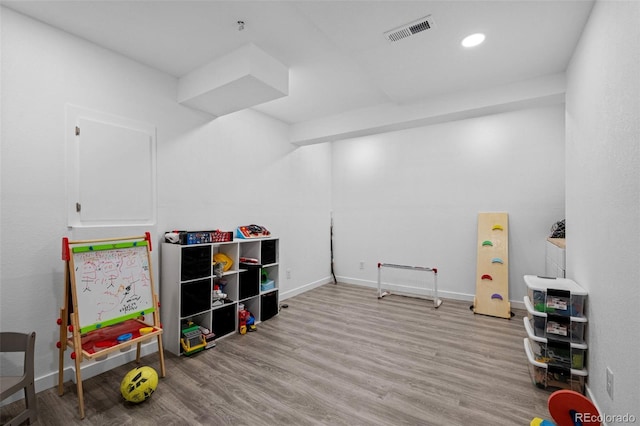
491;293;503;300
491;257;504;264
492;224;504;231
482;240;493;246
481;274;493;280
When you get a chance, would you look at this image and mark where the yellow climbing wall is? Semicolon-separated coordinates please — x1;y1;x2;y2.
473;212;511;319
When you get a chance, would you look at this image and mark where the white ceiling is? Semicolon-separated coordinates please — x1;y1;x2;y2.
2;0;595;125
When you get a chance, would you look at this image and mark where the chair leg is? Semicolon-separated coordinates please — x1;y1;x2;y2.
25;380;37;425
1;331;37;426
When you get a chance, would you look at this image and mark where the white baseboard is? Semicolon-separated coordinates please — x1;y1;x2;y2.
279;276;334;301
585;385;607;426
337;275;525;310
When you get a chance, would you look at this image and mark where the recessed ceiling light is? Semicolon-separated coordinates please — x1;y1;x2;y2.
461;33;485;48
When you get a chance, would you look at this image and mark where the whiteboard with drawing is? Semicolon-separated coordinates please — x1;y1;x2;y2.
70;241;155;333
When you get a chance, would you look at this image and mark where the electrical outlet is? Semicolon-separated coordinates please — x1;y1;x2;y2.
606;367;614;399
286;269;291;279
359;261;364;270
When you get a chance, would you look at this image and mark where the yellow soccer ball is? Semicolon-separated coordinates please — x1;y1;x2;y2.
120;366;158;403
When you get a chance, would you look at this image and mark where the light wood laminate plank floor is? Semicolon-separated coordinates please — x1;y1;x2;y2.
1;283;553;425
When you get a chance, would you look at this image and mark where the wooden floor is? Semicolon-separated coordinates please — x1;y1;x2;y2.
2;283;553;425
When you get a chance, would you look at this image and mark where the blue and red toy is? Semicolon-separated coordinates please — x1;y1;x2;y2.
531;390;601;426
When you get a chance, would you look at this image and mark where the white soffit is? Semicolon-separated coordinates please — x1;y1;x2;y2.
177;43;289;117
290;73;567;146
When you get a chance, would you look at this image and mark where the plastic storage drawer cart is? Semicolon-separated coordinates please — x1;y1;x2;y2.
524;338;587;393
525;275;586;317
524;276;587;345
524;296;587;344
524;318;587;369
522;275;589;394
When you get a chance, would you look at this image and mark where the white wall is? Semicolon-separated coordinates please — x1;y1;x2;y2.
565;0;640;418
157;109;333;297
332;105;566;304
0;6;331;394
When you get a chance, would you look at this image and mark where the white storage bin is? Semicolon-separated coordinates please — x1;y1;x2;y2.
524;296;587;345
524;275;587;318
524;338;587;394
523;317;586;369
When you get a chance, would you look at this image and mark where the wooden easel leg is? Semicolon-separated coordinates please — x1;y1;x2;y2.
136;341;142;363
59;261;71;396
74;356;85;419
58;307;67;396
151;294;166;377
157;334;166;377
71;313;85;419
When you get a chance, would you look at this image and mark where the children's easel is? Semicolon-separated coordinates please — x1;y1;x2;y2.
473;212;512;319
57;233;165;419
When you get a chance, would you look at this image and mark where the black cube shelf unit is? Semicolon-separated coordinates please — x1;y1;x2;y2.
160;237;279;356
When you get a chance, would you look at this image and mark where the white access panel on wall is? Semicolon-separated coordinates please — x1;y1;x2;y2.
65;104;157;227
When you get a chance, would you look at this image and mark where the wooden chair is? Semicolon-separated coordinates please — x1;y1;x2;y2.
1;331;37;426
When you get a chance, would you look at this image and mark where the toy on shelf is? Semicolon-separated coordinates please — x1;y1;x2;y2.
261;270;275;292
212;285;227;307
200;326;216;349
238;308;257;334
247;312;257;332
180;323;206;356
236;224;270;239
238;309;249;334
213;252;233;272
164;230;233;245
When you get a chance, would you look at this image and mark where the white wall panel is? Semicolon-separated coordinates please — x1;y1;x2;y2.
332;105;566;303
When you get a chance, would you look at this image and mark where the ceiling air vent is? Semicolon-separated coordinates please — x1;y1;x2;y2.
384;15;435;42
